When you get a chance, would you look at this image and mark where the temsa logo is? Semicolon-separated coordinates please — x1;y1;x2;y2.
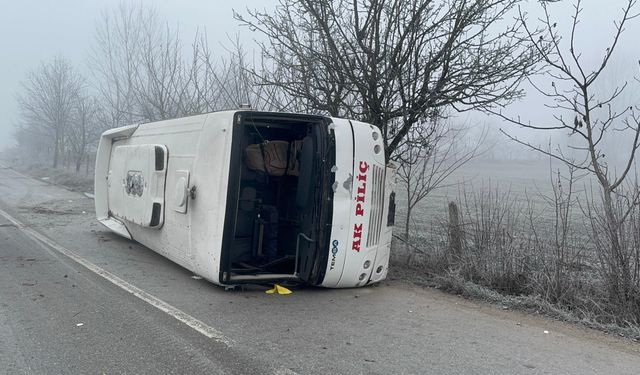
352;161;369;252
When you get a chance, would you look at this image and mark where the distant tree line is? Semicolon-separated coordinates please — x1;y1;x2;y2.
14;3;273;171
14;0;541;172
16;58;96;171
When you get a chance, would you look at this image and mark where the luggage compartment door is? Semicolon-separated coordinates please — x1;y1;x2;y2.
108;144;168;228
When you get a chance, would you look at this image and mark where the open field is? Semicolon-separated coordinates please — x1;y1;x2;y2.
395;158;572;236
392;157;640;335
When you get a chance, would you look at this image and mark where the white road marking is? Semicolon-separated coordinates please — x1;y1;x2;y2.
0;166;301;375
0;207;233;346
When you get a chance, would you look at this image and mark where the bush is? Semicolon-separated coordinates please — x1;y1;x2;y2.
398;179;640;331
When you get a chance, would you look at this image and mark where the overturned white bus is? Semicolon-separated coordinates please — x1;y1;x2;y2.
94;110;396;288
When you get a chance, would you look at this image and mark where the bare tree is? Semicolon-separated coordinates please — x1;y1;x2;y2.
133;18;192;121
68;92;101;173
189;34;300;112
90;2;194;125
89;2;146;127
235;0;541;159
17;58;83;168
495;0;640;319
190;35;259;111
396;117;485;262
12;122;52;163
90;3;270;126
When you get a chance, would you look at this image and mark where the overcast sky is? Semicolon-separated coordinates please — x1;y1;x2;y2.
0;0;638;150
0;0;270;149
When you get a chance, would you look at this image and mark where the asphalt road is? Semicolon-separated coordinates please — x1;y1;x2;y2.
0;164;639;374
0;214;267;374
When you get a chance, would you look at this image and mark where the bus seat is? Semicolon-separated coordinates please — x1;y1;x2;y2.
237;187;258;237
245;140;302;177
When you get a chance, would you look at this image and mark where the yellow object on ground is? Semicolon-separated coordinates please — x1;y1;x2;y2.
265;284;292;295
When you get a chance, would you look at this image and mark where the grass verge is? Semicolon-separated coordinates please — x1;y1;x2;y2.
389;246;640;342
0;157;94;193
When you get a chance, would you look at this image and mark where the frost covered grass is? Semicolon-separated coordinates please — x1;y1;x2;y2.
392;158;640;339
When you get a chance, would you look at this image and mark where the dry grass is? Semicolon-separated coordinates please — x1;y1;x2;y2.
393;160;640;339
0;151;94;193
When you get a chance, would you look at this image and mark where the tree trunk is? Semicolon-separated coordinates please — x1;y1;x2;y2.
75;155;82;173
448;202;463;263
601;188;633;313
64;149;70;169
404;206;413;264
53;129;60;168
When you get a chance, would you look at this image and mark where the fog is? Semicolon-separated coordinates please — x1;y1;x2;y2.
0;0;270;148
1;0;638;157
